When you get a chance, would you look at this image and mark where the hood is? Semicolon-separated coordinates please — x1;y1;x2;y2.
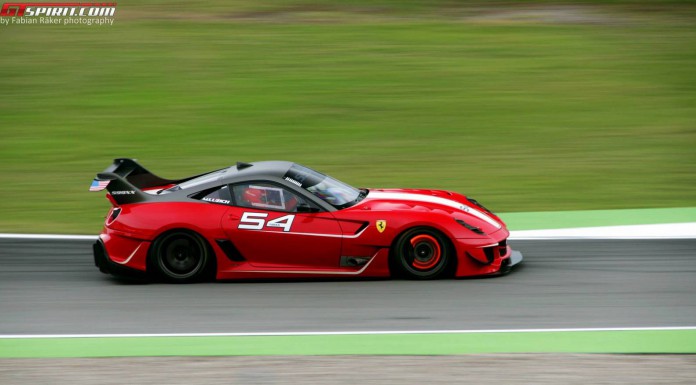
359;188;505;234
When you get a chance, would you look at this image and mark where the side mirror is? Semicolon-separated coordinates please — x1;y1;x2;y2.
296;202;320;213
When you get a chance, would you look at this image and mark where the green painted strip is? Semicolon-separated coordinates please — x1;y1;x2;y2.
501;207;696;231
2;330;695;358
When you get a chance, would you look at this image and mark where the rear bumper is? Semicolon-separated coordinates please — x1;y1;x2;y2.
93;239;147;279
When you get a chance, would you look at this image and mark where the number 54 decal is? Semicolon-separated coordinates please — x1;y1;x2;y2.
238;212;295;232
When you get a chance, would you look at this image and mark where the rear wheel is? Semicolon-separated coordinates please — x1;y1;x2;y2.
150;230;211;283
393;227;452;280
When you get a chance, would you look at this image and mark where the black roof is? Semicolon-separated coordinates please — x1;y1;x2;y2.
95;159;338;211
223;160;294;182
163;160;295;193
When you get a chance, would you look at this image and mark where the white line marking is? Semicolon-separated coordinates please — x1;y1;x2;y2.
0;223;694;241
509;222;696;240
0;233;98;240
1;326;694;339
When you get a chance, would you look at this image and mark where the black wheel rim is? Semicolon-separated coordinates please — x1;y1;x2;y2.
157;233;205;279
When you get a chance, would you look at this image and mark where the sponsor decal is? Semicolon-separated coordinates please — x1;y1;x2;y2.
284;177;302;187
376;220;386;233
0;2;117;26
202;197;230;205
111;190;135;195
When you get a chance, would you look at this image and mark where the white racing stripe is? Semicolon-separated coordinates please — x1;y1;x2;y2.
1;326;694;339
365;191;503;229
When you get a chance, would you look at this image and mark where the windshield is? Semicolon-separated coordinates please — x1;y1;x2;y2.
284;164;363;208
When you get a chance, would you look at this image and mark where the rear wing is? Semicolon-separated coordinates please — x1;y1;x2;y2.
94;172;152;205
100;158;176;188
89;158;185;205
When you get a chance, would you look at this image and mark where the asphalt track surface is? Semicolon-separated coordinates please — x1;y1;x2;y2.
1;238;695;335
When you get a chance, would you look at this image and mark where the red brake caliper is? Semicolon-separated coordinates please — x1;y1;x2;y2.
409;234;441;270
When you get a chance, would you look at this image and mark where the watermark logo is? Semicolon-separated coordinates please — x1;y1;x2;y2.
0;2;117;26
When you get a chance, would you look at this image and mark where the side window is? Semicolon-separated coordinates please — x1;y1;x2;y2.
192;185;233;205
232;182;313;213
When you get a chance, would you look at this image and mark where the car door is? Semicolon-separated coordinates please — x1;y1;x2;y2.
221;181;343;270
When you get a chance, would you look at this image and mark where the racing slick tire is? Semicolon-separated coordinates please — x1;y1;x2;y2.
149;230;214;283
392;227;453;280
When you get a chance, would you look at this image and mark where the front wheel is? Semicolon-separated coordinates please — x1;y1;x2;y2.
150;231;211;283
393;228;453;280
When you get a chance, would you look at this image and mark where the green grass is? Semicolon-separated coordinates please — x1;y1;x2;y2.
1;2;695;234
2;329;695;357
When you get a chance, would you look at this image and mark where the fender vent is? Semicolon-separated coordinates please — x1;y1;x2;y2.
354;222;369;235
340;256;369;267
215;239;246;262
455;219;485;235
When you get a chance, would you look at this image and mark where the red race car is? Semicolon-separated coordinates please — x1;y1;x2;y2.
90;159;522;282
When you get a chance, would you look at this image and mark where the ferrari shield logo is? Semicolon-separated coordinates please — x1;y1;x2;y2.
376;220;387;233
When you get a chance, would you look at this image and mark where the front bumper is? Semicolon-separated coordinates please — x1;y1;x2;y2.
498;249;523;275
